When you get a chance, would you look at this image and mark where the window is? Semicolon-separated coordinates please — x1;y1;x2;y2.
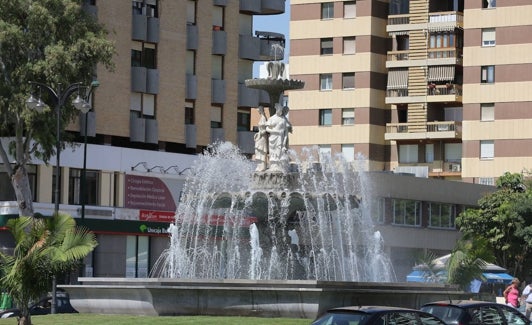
479;177;495;185
320;38;333;55
211;106;222;128
482;28;495;47
389;0;409;15
212;4;224;30
185;101;194;124
399;144;418;163
186;50;195;74
187;0;196;24
68;168;99;205
342;73;355;89
425;144;434;163
480;140;494;159
319;145;331;159
321;2;334;19
343;37;356;55
132;0;158;17
344;1;356;18
212;55;223;79
319;109;332;126
0;165;36;201
320;74;333;90
237;110;250;131
131;47;156;69
126;236;149;278
481;103;494;121
481;66;495;83
445;143;462;163
429;203;455;228
341;144;355;162
342;108;354;125
392;199;422;226
483;0;496;8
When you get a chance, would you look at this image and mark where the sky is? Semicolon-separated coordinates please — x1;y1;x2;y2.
252;3;290;77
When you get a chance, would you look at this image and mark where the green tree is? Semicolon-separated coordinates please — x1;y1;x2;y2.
447;236;493;291
456;172;532;279
0;0;114;216
0;212;97;325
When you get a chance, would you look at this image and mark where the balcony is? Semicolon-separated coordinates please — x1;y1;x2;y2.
238;82;259;107
185;124;197;149
260;0;285;15
387;14;409;26
428;11;463;31
211;79;226;104
385;121;462;141
186;74;197;100
238;131;255;155
427;84;462;102
387;50;409;62
396;162;462;178
187;24;199;50
240;0;261;13
388;48;462;68
239;34;261;60
212;28;227;55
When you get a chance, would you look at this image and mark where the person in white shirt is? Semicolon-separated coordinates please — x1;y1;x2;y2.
522;282;532;320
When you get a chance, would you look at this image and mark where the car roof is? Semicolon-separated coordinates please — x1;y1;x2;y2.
422;300;502;308
329;306;424;314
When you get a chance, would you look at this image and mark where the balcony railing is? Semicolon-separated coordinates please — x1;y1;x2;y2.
388;14;409;25
428;48;462;60
427;84;462;96
397;162;462;176
386;121;461;135
387;50;409;61
386;89;408;97
428;11;463;24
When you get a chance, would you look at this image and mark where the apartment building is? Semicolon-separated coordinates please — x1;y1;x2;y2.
288;0;532;277
0;0;286;277
289;0;532;185
289;0;390;172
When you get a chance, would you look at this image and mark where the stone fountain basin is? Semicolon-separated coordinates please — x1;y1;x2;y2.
61;278;489;319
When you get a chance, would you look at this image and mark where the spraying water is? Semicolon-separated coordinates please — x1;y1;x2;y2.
154;142;396;282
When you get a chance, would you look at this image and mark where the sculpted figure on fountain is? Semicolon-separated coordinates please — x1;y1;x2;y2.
266;103;292;173
254;106;269;172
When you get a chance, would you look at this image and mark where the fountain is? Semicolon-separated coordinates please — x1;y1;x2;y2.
63;45;473;319
152;42;395;282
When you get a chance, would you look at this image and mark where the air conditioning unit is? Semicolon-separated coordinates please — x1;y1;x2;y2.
450;163;461;172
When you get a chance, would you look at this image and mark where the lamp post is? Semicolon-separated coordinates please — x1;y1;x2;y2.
26;80;97;314
80;81;99;222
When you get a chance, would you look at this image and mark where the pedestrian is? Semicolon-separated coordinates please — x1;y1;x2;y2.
522;281;532;320
504;278;521;309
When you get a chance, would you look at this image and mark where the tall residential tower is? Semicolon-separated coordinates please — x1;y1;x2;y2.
289;0;532;185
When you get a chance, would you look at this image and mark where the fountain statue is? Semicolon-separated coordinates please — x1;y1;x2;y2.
153;44;396;282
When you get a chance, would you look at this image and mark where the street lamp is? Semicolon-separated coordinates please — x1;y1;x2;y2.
26;80;98;314
80;80;99;222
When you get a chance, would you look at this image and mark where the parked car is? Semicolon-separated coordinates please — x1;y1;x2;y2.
311;305;447;325
0;291;77;318
420;300;530;325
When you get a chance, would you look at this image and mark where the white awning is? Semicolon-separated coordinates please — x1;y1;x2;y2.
428;66;455;82
387;69;408;89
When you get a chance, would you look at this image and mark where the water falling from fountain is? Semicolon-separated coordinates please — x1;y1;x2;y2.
154;142;396;282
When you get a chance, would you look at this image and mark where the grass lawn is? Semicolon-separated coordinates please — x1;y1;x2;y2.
0;314;312;325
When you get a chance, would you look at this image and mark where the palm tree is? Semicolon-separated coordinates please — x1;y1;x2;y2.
0;213;97;325
447;236;493;291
